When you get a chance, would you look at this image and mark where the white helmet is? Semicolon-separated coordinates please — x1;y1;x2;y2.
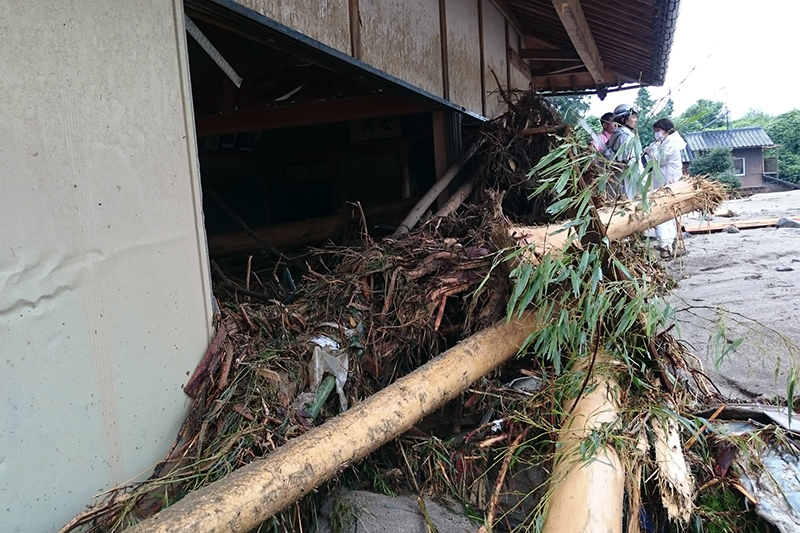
613;103;639;122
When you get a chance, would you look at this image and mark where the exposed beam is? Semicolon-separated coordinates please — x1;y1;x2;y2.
531;64;587;77
550;0;605;84
348;0;362;59
519;49;581;61
195;95;428;136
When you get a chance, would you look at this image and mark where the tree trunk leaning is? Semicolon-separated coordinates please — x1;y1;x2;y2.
125;178;721;532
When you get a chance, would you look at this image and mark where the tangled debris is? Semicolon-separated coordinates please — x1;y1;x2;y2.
61;92;783;533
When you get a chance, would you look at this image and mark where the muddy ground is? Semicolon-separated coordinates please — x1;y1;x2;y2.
668;190;800;400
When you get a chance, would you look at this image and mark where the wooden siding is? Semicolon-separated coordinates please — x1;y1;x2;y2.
481;0;508;117
445;0;483;114
360;0;444;97
236;0;351;53
734;147;765;188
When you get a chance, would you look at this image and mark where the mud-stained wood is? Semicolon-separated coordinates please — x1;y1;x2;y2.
236;0;350;53
438;0;450;99
348;0;362;59
444;0;482;115
359;0;443;97
478;0;486;116
481;0;508;118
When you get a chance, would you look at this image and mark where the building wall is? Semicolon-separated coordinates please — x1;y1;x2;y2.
360;0;444;97
234;0;531;118
445;0;483;113
238;0;351;53
0;1;213;530
734;147;765;188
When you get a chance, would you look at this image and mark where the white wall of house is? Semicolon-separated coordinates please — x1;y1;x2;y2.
0;1;213;530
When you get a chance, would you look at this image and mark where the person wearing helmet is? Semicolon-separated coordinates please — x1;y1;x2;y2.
602;103;643;198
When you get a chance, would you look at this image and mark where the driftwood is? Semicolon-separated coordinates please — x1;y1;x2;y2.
433;176;477;219
392;139;482;236
122;179;722;533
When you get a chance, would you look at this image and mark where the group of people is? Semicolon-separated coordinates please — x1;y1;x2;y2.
591;103;687;259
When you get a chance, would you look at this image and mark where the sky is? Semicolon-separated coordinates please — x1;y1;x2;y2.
588;0;800;120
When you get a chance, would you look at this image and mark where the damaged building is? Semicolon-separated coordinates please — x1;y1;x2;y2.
0;0;680;530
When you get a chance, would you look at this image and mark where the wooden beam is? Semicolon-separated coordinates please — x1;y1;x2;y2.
348;0;362;59
207;200;416;256
195;96;428;136
507;49;532;82
478;0;486;117
439;0;450;99
551;0;605;84
519;49;581;61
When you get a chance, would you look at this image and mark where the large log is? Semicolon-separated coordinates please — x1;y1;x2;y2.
543;359;624;533
509;179;724;256
124;312;542;533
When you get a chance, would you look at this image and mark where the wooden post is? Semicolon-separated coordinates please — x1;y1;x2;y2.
432;110;449;209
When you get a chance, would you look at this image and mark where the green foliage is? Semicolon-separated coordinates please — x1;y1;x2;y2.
689;148;740;188
766;109;800;181
575;114;602;145
675;99;726;132
506;138;671;379
693;485;762;533
547;95;590;125
730;109;773;129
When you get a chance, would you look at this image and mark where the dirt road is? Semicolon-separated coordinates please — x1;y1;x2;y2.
668;190;800;399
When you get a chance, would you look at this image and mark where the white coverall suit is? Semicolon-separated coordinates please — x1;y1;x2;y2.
644;131;687;251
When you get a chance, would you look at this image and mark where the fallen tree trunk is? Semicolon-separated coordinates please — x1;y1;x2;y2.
543;357;624;533
508;178;725;256
124;312;542;533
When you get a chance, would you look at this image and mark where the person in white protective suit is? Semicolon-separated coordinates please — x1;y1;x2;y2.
603;103;643;199
643;117;687;259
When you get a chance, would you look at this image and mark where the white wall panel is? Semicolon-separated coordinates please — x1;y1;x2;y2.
0;1;213;530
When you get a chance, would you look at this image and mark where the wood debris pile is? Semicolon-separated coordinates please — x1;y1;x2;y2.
62;92;774;533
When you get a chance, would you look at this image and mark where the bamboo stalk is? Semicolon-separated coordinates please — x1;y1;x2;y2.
543;363;624;533
508;179;725;257
122;179;717;533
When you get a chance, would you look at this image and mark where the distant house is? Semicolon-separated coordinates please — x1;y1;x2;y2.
681;127;777;189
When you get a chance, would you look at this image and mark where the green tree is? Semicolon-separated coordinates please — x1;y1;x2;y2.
675;99;726;132
635;88;674;146
688;147;740;188
731;109;773;129
766;109;800;182
547;95;590;125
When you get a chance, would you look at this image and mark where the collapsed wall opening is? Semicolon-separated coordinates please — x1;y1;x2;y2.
184;9;469;258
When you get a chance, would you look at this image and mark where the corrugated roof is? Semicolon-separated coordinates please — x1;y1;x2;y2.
685;127;774;151
681;127;774;162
